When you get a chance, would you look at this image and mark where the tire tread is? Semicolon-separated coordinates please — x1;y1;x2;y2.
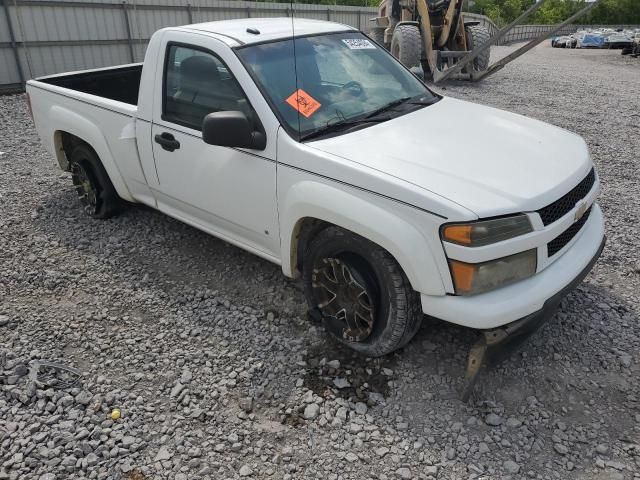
391;24;422;68
70;144;124;219
303;226;422;357
465;25;491;71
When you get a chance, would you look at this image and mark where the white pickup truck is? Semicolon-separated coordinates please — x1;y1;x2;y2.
27;18;605;361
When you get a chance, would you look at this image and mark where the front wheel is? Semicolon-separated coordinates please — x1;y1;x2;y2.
390;24;423;68
303;226;423;357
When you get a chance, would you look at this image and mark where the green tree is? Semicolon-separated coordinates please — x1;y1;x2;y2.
583;0;640;24
530;0;586;24
468;0;640;26
470;0;537;25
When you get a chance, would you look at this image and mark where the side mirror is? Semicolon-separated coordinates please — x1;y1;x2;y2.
202;111;266;151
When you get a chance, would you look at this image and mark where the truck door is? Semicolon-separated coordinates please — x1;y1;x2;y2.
150;33;280;259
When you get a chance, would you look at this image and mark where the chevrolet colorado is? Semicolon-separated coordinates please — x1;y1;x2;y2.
26;18;605;360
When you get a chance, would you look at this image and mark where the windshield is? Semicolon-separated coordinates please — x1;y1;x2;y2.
236;32;437;140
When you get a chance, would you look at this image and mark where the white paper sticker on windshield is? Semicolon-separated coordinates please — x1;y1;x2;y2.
342;38;376;50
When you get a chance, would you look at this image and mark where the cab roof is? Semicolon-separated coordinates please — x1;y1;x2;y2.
180;18;356;46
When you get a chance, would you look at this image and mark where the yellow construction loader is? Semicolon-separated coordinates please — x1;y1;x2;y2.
369;0;603;85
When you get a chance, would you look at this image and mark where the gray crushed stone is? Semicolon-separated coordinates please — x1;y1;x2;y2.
0;43;638;479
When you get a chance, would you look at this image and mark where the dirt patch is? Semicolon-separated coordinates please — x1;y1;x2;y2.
303;338;397;403
126;469;147;480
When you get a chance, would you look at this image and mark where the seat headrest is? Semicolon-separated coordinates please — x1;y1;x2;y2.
180;55;220;85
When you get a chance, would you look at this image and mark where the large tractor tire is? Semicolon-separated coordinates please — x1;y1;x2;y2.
390;24;422;68
464;25;490;71
368;28;386;47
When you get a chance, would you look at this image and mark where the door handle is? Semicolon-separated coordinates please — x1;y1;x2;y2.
154;132;180;152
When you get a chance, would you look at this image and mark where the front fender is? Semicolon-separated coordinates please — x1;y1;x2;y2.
49;105;134;202
280;180;447;296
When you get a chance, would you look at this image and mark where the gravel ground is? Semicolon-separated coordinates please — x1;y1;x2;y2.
1;43;639;480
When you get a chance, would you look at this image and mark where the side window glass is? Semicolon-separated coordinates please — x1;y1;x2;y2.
164;45;255;130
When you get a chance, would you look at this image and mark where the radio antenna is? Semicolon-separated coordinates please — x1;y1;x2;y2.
290;0;301;138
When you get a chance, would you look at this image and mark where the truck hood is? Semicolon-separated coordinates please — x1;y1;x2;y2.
308;97;592;218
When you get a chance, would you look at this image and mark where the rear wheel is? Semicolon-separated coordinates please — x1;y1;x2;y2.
303;226;423;357
69;145;123;219
368;28;386;47
464;25;490;71
390;24;422;68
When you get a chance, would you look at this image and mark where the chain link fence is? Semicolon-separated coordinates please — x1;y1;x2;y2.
460;14;638;45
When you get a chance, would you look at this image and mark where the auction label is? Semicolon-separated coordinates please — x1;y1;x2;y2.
286;89;321;118
342;38;376;49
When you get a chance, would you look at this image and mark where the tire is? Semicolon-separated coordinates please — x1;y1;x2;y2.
368;28;386;47
69;144;123;219
302;226;423;357
621;46;632;55
465;25;490;71
390;24;422;68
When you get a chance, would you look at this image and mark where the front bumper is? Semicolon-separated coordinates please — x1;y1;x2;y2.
479;232;605;347
459;234;605;401
421;203;606;329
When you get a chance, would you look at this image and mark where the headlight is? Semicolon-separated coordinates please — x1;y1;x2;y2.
449;249;537;296
441;215;533;247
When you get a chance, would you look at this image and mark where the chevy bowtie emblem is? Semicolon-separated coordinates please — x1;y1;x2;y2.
575;202;588;222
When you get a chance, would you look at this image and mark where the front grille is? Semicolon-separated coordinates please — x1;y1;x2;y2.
547;206;592;257
537;168;596;226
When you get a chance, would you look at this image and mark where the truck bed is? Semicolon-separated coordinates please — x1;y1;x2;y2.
27;63;147;207
38;64;142;106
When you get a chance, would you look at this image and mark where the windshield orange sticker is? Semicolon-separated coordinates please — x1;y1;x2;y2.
286;89;321;118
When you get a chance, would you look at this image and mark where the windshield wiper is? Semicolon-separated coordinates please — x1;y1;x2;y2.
362;97;411;119
300;95;439;142
364;95;439;119
300;116;387;142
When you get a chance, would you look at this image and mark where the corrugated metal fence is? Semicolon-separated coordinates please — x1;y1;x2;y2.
1;0;637;91
0;0;378;90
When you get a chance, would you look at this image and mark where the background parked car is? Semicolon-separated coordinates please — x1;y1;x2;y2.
622;35;640;56
552;35;576;48
604;32;634;49
577;32;605;48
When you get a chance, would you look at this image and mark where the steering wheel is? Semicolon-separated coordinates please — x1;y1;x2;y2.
341;81;364;97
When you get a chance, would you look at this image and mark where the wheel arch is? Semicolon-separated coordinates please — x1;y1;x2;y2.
54;130;98;171
49;108;134;202
280;182;446;296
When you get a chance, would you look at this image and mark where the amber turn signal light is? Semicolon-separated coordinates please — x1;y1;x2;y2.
441;215;533;247
442;225;473;245
449;260;476;294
